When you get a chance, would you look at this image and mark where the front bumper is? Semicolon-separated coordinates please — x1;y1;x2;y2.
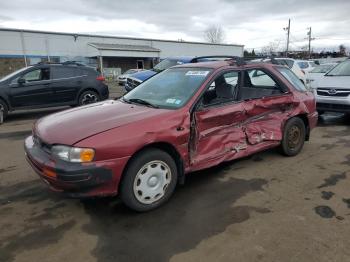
316;94;350;113
24;135;129;198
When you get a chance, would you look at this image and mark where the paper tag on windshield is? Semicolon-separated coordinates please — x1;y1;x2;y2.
185;71;210;76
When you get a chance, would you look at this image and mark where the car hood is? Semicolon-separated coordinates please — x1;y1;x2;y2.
130;70;157;82
35;100;170;145
318;76;350;88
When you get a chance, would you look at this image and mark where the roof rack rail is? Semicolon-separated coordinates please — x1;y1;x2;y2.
190;56;246;66
35;61;86;66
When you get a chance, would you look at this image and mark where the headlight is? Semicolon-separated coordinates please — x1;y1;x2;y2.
51;145;95;163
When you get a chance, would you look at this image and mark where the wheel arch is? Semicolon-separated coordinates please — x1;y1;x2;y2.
119;142;186;192
293;113;310;141
0;96;10;111
77;87;100;100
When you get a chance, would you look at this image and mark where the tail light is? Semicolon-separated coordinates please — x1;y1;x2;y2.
96;76;105;82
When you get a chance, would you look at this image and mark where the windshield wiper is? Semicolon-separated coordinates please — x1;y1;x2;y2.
128;98;159;108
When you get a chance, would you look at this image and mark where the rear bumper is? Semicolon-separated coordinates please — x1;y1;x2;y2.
24;135;129;198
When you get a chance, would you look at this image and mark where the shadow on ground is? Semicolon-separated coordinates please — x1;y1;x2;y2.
82;162;269;262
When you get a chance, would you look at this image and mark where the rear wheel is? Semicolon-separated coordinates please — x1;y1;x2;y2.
281;117;306;156
0;99;8;122
120;148;178;212
78;90;100;106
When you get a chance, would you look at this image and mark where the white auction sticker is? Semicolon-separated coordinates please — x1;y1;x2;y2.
185;71;210;76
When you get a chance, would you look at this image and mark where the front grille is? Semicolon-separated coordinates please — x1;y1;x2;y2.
317;103;350;111
126;78;141;89
317;88;350;97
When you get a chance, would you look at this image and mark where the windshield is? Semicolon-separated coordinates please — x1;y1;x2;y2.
0;66;31;82
311;64;335;73
153;59;185;72
123;67;212;109
326;60;350;76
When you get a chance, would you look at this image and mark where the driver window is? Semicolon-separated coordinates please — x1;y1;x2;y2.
22;68;50;83
202;71;239;106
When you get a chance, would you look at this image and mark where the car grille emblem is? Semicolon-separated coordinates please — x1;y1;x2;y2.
328;89;337;95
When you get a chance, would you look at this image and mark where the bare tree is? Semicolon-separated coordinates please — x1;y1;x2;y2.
260;41;281;56
204;25;225;44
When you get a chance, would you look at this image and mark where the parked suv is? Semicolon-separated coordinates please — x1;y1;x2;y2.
0;62;109;121
315;59;350;115
125;57;200;91
25;56;317;211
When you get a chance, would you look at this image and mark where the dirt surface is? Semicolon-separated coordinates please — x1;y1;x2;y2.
1;93;350;262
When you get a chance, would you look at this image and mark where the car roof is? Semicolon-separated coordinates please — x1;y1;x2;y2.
172;60;281;70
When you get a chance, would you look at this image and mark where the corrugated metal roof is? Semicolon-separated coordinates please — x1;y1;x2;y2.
88;43;160;52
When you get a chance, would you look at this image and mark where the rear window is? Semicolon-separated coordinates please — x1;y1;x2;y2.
277;67;307;92
277;59;294;69
297;62;309;69
51;66;78;79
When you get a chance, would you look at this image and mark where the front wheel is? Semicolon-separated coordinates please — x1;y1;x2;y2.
120;148;178;212
78;90;100;106
281;117;306;156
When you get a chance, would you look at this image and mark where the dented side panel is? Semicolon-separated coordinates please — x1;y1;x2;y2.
191;102;247;165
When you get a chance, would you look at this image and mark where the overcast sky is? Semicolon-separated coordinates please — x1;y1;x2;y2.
1;0;350;52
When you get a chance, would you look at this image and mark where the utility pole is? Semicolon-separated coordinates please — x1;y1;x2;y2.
283;19;290;57
307;27;315;59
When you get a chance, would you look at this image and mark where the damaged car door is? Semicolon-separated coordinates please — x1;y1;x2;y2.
190;71;248;168
239;68;294;145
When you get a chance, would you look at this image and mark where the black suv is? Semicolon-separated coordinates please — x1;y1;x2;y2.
0;62;109;120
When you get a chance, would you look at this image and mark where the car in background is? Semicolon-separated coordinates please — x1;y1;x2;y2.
274;58;307;84
117;69;144;86
25;57;317;211
296;60;317;73
0;61;109;121
315;59;350;115
306;63;337;89
251;58;307;85
125;57;197;91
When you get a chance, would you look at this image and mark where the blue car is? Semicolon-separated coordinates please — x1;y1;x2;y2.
125;57;197;92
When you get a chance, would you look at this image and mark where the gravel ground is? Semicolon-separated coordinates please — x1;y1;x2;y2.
0;99;349;262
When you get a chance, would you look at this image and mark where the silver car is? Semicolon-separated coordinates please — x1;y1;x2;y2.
315;60;350;115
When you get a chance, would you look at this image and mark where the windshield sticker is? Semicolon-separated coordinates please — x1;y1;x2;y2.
166;98;176;104
185;71;210;76
175;99;182;105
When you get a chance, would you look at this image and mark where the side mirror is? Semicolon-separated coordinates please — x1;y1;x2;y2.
18;78;25;85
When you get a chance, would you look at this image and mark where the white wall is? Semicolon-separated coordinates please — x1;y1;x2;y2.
0;29;244;59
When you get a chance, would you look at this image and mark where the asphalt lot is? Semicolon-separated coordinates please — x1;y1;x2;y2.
0;85;350;262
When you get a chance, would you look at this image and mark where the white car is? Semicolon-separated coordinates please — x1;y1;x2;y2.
117;69;143;85
274;58;307;84
315;60;350;115
296;60;318;73
306;63;337;89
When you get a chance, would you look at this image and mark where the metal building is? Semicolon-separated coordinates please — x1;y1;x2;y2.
0;28;244;77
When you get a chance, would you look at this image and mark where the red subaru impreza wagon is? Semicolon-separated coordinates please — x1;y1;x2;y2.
25;57;318;211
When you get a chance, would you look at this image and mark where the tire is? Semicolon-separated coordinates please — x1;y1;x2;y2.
0;99;8;122
78;90;100;106
120;148;178;212
281;117;306;156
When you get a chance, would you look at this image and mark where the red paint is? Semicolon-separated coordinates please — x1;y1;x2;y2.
26;62;318;197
